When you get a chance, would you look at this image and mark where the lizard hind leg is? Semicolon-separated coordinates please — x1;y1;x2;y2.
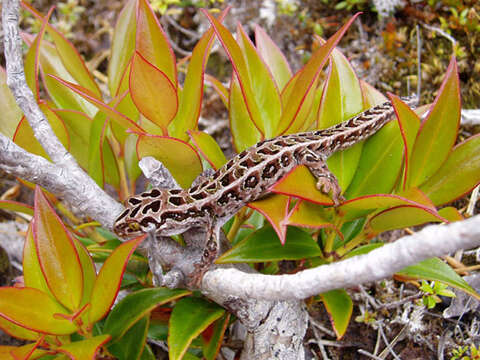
302;150;344;206
191;224;220;287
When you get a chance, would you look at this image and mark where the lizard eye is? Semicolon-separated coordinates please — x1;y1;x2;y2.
128;222;140;231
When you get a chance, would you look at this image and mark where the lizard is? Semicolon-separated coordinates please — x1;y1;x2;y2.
113;96;418;281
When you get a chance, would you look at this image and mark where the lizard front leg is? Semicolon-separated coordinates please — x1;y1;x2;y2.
190;222;221;286
301;149;344;206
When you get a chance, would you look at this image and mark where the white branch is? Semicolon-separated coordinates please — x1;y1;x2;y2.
202;215;480;301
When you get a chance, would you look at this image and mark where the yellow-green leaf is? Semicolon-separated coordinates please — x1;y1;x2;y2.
319;289;353;339
189;131;227;169
248;194;290;244
0;67;22;138
58;334;111;360
34;187;83;311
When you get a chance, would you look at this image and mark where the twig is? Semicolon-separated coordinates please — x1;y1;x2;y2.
357;349;384;360
416;24;422;99
421;23;457;46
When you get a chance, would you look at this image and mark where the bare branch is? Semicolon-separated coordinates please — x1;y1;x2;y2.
202;215;480;301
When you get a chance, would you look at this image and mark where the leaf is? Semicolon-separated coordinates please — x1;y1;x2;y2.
108;0;136;95
237;23;282;138
369;205;448;233
108;316;149;360
0;287;77;335
73;239;96;308
248;195;290;244
22;2;101;99
388;93;421;190
255;25;292;91
0;67;23;138
48;75;144;132
33;187;83;311
217;225;321;263
319;289;353;339
202;10;264;136
57;335;111;360
396;258;479;299
135;0;177;87
420;134;480;206
88;236;144;325
188;131;227;169
344;120;404;198
229;75;262;152
360;80;387;107
0;315;39;341
407;56;461;187
0;200;33;216
136;135;203;188
270;165;334;205
88;112;109;188
286;201;337;232
277;14;361;134
169;9;228;140
13;103;70;161
7;341;47;360
169;297;225;360
129;52;178;133
104;288;190;342
202;314;230;360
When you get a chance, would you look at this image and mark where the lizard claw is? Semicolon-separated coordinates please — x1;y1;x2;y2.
316;176;344;206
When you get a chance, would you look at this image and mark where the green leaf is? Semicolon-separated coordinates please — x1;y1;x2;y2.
0;200;33;216
247;194;290;243
135;0;177;87
188;131;227;169
0;67;22;138
169;297;225;360
104;288;190;342
360;80;387;107
229;75;262;152
344;120;404;199
202;314;230;360
33;187;83;311
108;0;136;95
109;316;149;360
271;165;334;205
319;289;353;339
58;335;110;360
237;23;282;138
169;9;228;141
88;236;144;325
136;135;203;188
217;225;321;263
255;25;292;91
0;287;77;335
407;56;461;187
202;10;265;137
396;258;480;299
74;238;96;308
88;112;109;188
420;134;480;206
277;14;360;134
129;52;178;133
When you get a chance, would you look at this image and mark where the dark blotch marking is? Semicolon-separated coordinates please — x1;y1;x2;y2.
234;167;246;178
262;159;279;179
129;205;141;218
161;211;187;222
168;196;185;206
226;159;235;169
116;209;130;221
220;173;231;187
142;200;161;214
237;150;248;159
257;146;280;156
169;189;182;195
140;217;158;228
201;204;214;215
206;182;218;191
141;189;161;198
240;158;255;168
191;192;208;200
281;153;291;167
188;185;199;193
244;174;259;189
217;189;240;206
128;197;142;206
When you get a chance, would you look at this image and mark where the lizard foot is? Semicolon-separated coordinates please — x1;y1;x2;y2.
316;175;345;206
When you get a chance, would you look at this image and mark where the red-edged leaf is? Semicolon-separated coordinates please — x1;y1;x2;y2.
202;313;230;360
420;133;480;205
136;0;177;87
48;75;144;132
130;52;178;133
0;67;23;138
137;135;203;188
188;130;227;169
108;0;136;95
0;315;39;342
229;75;262;152
408;56;461;187
438;207;463;222
8;340;46;360
237;23;282;138
0;287;77;335
248;195;290;244
88;236;144;325
202;10;264;136
33;187;83;311
22;3;101;98
271;165;334;205
205;74;228;108
277;14;361;134
58;335;111;360
169;9;228;140
255;25;292;91
0;200;33;216
286;200;338;232
360;80;387;107
319;289;353;339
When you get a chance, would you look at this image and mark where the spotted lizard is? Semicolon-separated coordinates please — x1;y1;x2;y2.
113;97;417;280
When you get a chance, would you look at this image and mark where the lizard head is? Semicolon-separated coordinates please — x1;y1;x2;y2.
113;188;169;238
